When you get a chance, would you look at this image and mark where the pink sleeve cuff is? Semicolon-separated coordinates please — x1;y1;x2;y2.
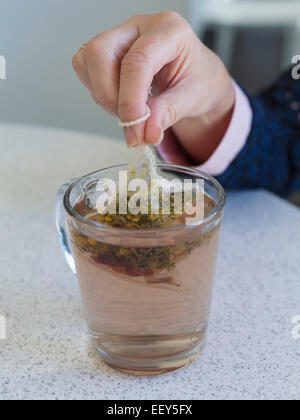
158;81;253;176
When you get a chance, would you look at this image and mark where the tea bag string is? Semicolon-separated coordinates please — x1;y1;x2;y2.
119;105;151;128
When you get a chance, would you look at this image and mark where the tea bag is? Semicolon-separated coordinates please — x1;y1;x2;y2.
95;105;203;223
127;144;159;182
119;107;174;213
119;106;160;181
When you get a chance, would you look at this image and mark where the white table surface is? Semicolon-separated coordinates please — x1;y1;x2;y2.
0;123;299;400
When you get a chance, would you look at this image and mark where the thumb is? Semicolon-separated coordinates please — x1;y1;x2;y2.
144;84;191;146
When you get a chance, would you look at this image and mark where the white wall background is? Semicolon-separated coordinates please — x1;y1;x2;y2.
0;0;188;139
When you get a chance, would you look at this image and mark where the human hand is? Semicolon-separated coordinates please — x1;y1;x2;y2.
72;12;235;161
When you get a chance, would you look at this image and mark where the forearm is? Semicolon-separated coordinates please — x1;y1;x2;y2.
158;72;297;197
158;81;253;175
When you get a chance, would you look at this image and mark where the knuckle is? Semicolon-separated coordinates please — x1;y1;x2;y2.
85;38;102;59
122;50;150;69
130;14;143;22
72;54;80;72
104;100;119;116
93;94;118;116
159;10;182;23
157;11;189;34
118;100;141;120
119;99;138;113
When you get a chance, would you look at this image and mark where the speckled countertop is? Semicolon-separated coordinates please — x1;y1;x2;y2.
0;123;299;400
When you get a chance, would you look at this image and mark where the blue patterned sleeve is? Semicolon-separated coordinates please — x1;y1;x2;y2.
217;70;300;197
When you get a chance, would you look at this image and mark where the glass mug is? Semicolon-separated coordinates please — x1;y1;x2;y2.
56;164;225;376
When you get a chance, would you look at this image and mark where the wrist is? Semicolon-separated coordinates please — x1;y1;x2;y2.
172;78;235;163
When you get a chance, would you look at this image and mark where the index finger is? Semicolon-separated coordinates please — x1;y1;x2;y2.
119;23;182;145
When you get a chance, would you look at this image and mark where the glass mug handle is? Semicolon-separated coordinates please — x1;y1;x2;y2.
55;179;78;275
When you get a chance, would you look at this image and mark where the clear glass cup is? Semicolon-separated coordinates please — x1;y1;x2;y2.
56;164;225;375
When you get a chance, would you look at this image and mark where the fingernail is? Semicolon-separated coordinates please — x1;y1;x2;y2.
153;129;164;147
125;127;138;148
